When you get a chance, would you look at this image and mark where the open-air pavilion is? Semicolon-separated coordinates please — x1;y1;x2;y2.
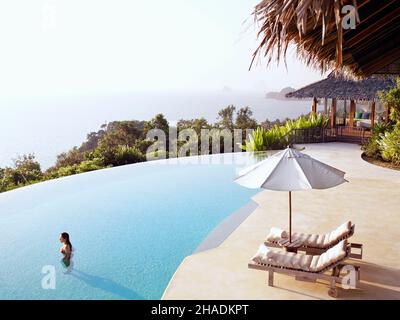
286;73;396;142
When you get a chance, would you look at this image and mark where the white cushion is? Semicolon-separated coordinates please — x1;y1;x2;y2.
311;240;347;272
328;221;352;243
266;227;288;242
252;244;270;264
293;221;352;249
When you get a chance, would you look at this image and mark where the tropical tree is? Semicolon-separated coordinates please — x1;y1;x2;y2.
113;145;146;166
12;154;43;184
235;107;258;130
217;105;236;130
144;114;169;135
54;147;85;169
177;118;210;136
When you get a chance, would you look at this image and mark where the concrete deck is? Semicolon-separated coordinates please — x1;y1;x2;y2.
163;143;400;300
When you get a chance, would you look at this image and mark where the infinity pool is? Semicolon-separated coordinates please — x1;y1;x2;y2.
0;153;260;299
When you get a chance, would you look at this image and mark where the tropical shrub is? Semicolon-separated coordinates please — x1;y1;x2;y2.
379;78;400;122
113;145;146;166
45;158;106;179
363;78;400;166
242;113;328;151
240;126;289;151
378;125;400;165
241;127;268;152
362;123;392;159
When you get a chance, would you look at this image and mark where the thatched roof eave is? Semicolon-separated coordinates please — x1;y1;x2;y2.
251;0;400;78
286;74;397;101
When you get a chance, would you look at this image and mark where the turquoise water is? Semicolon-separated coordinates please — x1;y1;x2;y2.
0;153;259;299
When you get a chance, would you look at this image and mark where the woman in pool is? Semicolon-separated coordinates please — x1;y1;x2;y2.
59;232;73;269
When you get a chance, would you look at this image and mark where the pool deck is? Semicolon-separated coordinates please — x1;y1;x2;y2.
163;143;400;300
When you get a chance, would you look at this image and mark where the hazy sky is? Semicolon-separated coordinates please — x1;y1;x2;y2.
0;0;325;99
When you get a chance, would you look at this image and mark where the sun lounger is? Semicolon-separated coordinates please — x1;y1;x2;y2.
249;240;360;297
265;221;363;259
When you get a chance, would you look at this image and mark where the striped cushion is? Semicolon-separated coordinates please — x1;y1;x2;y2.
310;240;347;272
291;221;352;249
253;240;348;273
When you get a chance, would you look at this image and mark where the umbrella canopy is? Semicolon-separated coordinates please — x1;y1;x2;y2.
235;147;347;242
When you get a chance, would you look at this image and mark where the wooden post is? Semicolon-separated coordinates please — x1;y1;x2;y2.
289;191;292;243
330;98;337;128
385;104;390;123
349;99;356;127
324;97;328;114
370;101;376;130
312;97;317;113
268;270;274;286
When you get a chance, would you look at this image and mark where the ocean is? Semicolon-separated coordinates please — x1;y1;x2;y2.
0;91;311;169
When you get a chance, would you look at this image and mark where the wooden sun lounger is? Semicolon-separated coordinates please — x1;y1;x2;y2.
265;224;363;259
248;243;360;298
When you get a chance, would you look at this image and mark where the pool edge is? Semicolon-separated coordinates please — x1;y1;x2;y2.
161;198;259;300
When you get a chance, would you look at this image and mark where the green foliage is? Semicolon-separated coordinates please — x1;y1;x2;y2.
241;125;289;151
144;114;169;135
284;113;328;130
362;123;392;159
46;159;105;178
241;127;267;151
177;118;210;135
0;154;43;192
363;79;400;165
54;147;85;169
235;107;258;130
242;113;328;151
134;139;155;154
114;145;146;166
217;105;236;130
79;126;107;153
13;154;43;182
378;77;400;122
377;125;400;165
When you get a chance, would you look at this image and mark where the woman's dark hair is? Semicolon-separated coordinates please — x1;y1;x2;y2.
61;232;72;251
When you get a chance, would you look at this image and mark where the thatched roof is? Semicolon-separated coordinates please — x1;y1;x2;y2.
286;73;397;100
251;0;400;78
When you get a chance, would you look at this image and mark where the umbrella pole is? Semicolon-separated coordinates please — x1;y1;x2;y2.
289;191;292;243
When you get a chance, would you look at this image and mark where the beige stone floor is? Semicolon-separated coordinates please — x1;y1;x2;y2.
163;143;400;300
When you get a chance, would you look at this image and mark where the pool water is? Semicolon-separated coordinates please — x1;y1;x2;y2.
0;153;260;299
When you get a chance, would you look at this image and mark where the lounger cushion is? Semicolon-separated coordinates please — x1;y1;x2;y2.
310;240;347;272
252;248;313;271
290;221;352;249
327;221;352;244
252;241;348;273
266;227;288;242
290;254;313;271
265;222;353;249
252;244;275;264
290;232;326;248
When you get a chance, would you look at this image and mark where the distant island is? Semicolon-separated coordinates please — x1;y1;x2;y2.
265;87;297;100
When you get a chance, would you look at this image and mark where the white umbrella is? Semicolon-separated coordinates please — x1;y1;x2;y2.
235;147;347;242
